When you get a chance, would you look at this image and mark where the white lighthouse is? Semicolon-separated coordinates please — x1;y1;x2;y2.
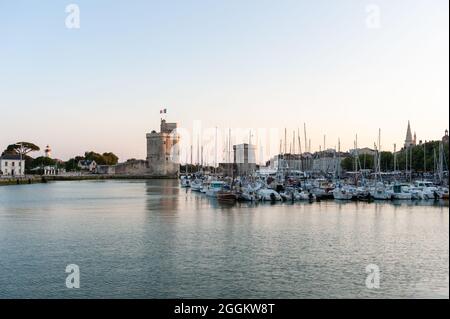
44;145;52;158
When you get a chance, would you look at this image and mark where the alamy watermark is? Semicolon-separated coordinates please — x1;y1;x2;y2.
65;264;80;288
365;264;380;289
65;4;80;29
365;4;381;29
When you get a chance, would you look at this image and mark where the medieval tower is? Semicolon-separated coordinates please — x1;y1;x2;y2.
146;119;180;177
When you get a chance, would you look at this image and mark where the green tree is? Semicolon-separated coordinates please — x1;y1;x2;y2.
379;152;393;171
84;151;106;165
396;141;449;172
102;152;119;165
340;157;353;171
65;156;84;171
31;156;56;169
84;151;119;165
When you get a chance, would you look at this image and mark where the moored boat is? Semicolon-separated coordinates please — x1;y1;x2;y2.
190;179;203;192
217;189;237;203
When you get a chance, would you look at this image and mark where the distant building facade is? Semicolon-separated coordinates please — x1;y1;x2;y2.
218;143;257;176
268;153;313;171
78;160;97;172
349;147;376;156
233;143;257;176
0;154;25;176
312;150;340;173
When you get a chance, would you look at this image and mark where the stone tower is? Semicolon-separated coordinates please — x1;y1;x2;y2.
146;119;180;177
404;121;415;148
443;129;449;144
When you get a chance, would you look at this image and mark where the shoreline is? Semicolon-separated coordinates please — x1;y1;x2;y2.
0;174;177;186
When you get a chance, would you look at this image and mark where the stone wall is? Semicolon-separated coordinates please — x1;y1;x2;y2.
114;160;148;175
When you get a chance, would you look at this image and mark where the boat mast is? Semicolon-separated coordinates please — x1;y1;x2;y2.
433;147;437;182
298;129;302;171
438;142;444;184
303;123;307;153
423;141;426;174
337;138;341;179
214;126;218;174
201;145;204;170
292;130;296;155
228;128;231;164
190;144;193;173
378;129;382;181
393;143;397;172
405;145;408;180
197;134;200;173
410;146;413;183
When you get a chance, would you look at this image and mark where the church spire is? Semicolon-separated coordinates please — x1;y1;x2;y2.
404;120;414;148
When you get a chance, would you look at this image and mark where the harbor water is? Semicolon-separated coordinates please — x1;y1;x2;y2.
0;180;448;298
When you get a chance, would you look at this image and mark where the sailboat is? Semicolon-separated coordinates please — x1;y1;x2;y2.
370;182;392;200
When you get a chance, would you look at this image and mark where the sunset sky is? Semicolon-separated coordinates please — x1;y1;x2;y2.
0;0;448;162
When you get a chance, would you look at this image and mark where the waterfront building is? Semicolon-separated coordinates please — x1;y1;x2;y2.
0;154;25;176
268;153;313;172
312;150;337;173
233;143;257;176
218;143;257;176
78;160;97;172
146;119;180;177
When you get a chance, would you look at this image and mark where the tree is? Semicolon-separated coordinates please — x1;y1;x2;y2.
2;142;40;157
84;151;105;165
379;152;393;171
84;151;119;165
341;157;353;171
102;152;119;165
65;157;84;171
396;141;449;172
31;156;56;169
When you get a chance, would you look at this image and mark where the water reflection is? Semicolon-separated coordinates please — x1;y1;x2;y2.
0;180;448;298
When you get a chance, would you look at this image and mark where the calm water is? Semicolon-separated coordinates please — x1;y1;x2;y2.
0;180;448;299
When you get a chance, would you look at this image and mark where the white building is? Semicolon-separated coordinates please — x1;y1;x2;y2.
78;160;97;172
0;154;26;176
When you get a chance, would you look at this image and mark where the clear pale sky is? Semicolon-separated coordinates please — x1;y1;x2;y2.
0;0;448;162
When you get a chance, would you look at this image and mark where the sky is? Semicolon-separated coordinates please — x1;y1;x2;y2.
0;0;448;163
